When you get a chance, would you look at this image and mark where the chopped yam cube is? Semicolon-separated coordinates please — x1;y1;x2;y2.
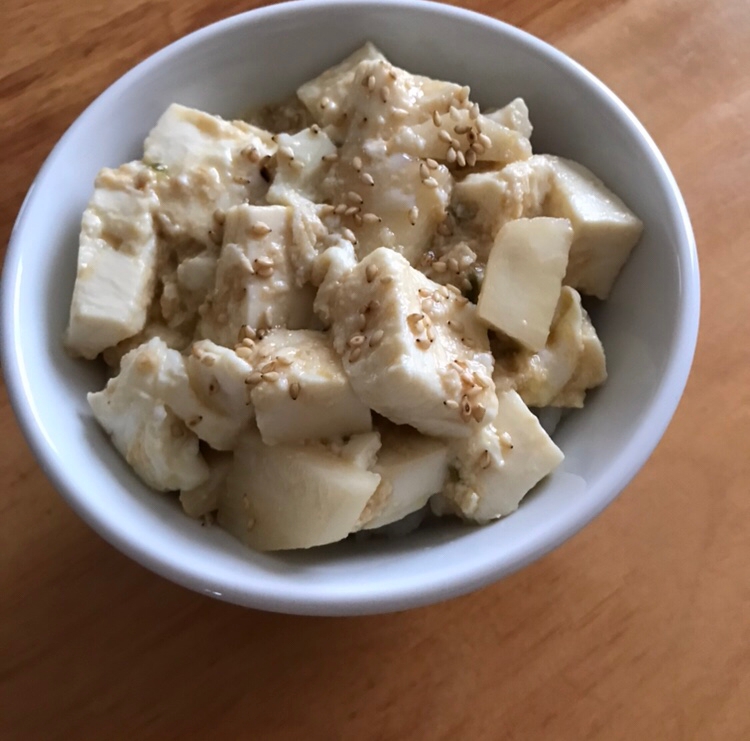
433;390;563;522
484;97;533;139
247;329;372;445
219;428;381;550
198;204;317;346
268;126;337;200
66;162;159;359
327;247;497;437
546;157;643;299
477;217;573;351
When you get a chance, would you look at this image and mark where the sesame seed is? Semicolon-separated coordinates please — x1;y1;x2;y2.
446;283;462;296
432;261;447;273
365;263;380;282
352;156;363;172
392;107;409;119
473;405;487;423
446;147;457;164
261;371;280;382
389;69;397;80
432;110;441;126
357;313;367;330
320;96;331;108
362;212;381;224
480;449;492;468
239;325;257;342
470;102;481;120
251;222;272;237
444;399;459;410
460;371;475;386
456;87;469;103
426;158;439;169
478;132;492;148
342;227;357;242
235;346;253;361
500;432;513;448
380;275;394;284
438;130;453;143
348;191;364;204
450;137;461;150
419;162;430;180
426;325;435;342
279;145;295;159
260;360;277;373
456;150;466;168
471;141;485;154
349;347;362;362
187;415;203;427
360;172;375;186
457;296;470;306
334;203;348;215
447;319;464;333
245;371;263;385
322;152;339;163
289;158;304;171
311;124;321;134
243;146;261;163
449;105;461;121
447;257;459;273
460;397;472;421
289;381;301;400
319;204;336;216
348;334;366;348
380;87;390;103
423;177;439;188
275;353;293;367
454;124;471;135
354;213;363;226
367;74;376;91
409;205;419;225
415;336;430;349
466;150;477;167
213;209;226;225
345;206;360;217
240;338;255;350
369;329;384;347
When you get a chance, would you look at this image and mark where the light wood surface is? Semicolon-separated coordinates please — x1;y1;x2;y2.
2;0;748;738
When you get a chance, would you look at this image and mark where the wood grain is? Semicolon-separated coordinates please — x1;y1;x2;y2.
2;0;749;738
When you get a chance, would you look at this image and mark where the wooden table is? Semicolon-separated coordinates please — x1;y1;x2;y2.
2;0;748;738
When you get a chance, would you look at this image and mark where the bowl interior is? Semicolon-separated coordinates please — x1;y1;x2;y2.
2;0;697;614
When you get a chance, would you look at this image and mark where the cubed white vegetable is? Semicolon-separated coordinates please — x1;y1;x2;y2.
66;163;159;359
218;428;381;550
484;97;533;139
88;340;209;491
198;204;317;346
546;157;643;299
328;247;497;437
359;424;449;530
268;126;337;200
248;329;372;445
434;389;563;522
477;217;573;351
179;451;232;518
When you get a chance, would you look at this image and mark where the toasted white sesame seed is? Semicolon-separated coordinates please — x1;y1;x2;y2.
423;177;439;188
426;158;439;170
352;156;363;172
245;371;263;386
369;329;384;348
380;275;394;284
357;313;367;330
279;145;295;159
320;96;331;108
500;432;513;448
480;449;492;468
354;213;363;226
367;74;376;90
432;261;447;273
365;263;379;282
380;86;390;103
251;222;272;237
478;132;492;148
261;371;280;383
349;347;362;362
239;325;257;342
347;191;364;204
454;124;471;135
444;399;459;410
362;212;381;224
432;110;441;126
466;150;477;167
415;336;430;349
449;105;461;121
456;150;466;168
470;102;480;119
311;124;321;134
235;346;253;361
319;204;336;216
289;381;301;400
447;257;459;273
471;141;485;154
446;147;457;164
348;334;366;348
322;152;339;163
409;205;419;225
342;227;357;243
438;130;453;143
460;397;473;421
345;206;360;217
361;172;375;186
334;203;348;215
419;162;430;180
260;360;277;373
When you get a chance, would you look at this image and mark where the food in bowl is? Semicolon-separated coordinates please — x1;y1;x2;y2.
64;43;642;551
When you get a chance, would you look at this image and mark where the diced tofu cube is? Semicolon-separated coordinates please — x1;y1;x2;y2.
179;451;232;518
322;139;452;264
452;155;554;245
88;340;209;491
328;247;497;437
477;217;573;351
359;424;449;530
434;390;563;522
392;109;531;166
269;126;337;200
546;157;643;299
311;239;359;324
494;287;586;407
551;304;607;408
145;104;276;247
218;428;381;550
297;42;388;131
247;329;372;445
66;163;159;359
198;204;318;346
484;97;533;139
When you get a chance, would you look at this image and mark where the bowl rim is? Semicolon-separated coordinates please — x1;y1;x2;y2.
0;0;700;615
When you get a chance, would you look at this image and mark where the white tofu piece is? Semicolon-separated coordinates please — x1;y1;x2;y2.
198;204;318;346
452;155;554;243
311;239;358;324
179;451;232;518
494;287;586;407
359;424;449;530
484;97;533;139
66;162;159;359
219;428;381;550
145;104;276;247
268;126;337;200
297;42;388;131
546;156;643;299
88;340;209;491
434;390;563;522
477;217;573;351
551;305;607;408
247;329;372;445
328;247;497;437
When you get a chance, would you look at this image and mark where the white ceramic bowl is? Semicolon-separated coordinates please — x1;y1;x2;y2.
0;0;699;615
